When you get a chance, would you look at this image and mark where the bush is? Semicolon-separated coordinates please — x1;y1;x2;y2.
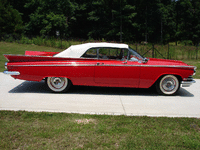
32;36;44;46
50;38;56;47
182;40;193;46
19;36;32;44
4;35;15;43
56;39;63;49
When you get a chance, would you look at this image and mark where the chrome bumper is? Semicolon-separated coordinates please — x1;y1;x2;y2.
181;80;196;87
3;70;20;75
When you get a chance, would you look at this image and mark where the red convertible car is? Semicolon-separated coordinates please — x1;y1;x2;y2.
3;42;196;95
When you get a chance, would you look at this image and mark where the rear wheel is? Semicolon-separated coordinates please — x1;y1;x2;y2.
46;77;71;93
156;75;180;95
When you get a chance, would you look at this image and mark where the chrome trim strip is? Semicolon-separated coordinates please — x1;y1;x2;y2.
5;62;7;69
181;80;196;87
183;76;193;81
10;64;96;67
193;67;197;75
8;64;196;68
3;70;20;75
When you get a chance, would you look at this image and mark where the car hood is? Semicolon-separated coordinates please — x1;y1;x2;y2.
146;58;193;68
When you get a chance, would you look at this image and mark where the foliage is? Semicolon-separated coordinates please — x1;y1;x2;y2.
85;0;137;41
176;0;200;46
1;0;200;44
0;0;23;35
24;0;77;37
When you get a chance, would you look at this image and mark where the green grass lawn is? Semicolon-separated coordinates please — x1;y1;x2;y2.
0;111;200;149
183;60;200;79
0;42;62;72
0;42;199;78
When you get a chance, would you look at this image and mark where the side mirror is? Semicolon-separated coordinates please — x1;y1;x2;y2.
142;58;148;63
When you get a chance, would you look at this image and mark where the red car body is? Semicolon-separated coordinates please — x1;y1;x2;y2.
3;43;196;95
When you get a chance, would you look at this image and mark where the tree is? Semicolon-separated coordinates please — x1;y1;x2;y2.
86;0;137;42
0;0;23;35
175;0;200;45
8;0;30;25
190;0;200;46
68;0;90;39
134;0;163;43
25;0;77;37
4;0;200;44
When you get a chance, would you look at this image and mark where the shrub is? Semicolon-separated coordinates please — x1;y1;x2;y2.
32;36;43;45
20;36;32;44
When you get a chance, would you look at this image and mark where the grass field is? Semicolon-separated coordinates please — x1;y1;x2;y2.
0;42;62;72
0;111;200;149
0;42;199;78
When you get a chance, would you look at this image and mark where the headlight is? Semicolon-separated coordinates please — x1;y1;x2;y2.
5;62;7;69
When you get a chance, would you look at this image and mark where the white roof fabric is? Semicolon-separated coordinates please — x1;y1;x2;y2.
54;42;129;58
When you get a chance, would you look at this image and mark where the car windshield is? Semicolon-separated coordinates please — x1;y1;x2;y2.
128;48;144;61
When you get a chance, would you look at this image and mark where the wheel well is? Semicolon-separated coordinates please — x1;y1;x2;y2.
175;75;182;82
152;74;182;87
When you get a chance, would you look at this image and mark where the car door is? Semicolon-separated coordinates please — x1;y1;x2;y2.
94;48;141;88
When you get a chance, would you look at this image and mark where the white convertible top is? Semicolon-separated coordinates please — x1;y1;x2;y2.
54;42;129;58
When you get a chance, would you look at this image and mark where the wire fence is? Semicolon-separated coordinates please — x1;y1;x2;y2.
1;34;199;60
129;43;199;60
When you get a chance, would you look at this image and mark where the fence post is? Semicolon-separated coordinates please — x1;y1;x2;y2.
136;43;137;51
196;43;199;60
152;44;154;58
167;43;170;59
61;38;62;49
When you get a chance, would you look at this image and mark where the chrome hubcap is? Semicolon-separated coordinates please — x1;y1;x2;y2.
162;78;176;92
51;77;65;89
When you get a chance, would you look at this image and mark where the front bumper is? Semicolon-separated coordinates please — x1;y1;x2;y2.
3;70;20;75
181;80;196;87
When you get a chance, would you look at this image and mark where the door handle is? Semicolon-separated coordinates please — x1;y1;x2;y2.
97;63;104;66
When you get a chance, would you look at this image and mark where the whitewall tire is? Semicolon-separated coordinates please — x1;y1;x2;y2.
156;75;180;95
46;77;71;93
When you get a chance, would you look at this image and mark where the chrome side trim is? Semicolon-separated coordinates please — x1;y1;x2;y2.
10;64;96;67
3;70;20;75
181;80;196;87
8;64;196;68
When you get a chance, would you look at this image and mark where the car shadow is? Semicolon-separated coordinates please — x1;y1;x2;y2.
9;81;194;97
9;81;49;94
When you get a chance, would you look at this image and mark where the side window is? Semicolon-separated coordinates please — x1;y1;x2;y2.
82;48;129;60
99;48;109;59
82;48;97;58
99;48;129;60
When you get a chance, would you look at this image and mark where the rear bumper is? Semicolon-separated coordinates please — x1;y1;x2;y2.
3;70;20;75
181;80;196;87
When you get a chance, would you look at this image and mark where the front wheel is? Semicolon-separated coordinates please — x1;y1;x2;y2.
46;77;71;93
156;75;180;95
